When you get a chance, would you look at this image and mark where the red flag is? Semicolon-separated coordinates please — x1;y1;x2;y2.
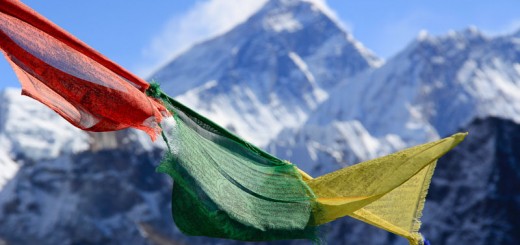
0;0;167;140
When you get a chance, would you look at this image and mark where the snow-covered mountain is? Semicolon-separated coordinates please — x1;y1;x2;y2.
150;0;380;146
270;27;520;175
0;88;166;191
0;0;382;243
0;149;17;190
0;147;178;245
0;90;177;244
0;88;89;190
0;89;90;161
1;0;519;244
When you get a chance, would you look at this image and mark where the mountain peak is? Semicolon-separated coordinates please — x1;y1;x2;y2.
403;27;488;61
416;29;431;41
259;1;305;33
150;0;380;146
263;0;330;12
252;0;339;34
462;25;482;36
275;0;333;13
305;26;520;141
414;27;486;46
446;26;486;41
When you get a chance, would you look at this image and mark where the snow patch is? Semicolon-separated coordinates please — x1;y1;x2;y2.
417;29;430;41
288;52;328;104
0;88;90;160
0;149;17;190
333;121;381;160
264;13;302;32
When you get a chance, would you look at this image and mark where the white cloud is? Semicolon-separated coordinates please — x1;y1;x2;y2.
137;0;268;77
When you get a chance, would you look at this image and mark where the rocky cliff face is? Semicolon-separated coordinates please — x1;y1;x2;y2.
0;147;173;245
423;117;520;244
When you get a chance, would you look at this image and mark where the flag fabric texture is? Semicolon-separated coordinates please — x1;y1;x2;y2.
0;0;167;140
149;86;466;244
0;1;466;244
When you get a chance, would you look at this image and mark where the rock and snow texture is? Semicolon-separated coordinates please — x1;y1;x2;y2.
270;27;520;175
0;148;179;245
0;149;17;190
269;121;405;176
0;89;90;192
150;0;380;146
0;1;380;243
0;0;520;244
422;117;520;245
0;89;90;161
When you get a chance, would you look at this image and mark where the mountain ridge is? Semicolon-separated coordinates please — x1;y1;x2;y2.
269;26;520;176
0;0;519;244
149;0;380;146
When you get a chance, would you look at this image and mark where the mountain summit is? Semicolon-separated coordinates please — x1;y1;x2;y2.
2;1;519;245
270;27;520;174
150;0;380;146
312;26;520;138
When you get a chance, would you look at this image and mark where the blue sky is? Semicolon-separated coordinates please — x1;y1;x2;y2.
1;0;519;89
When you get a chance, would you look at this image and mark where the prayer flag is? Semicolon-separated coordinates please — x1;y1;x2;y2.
0;0;166;140
0;1;466;244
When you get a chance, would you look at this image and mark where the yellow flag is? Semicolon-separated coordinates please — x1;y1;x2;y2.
300;133;467;245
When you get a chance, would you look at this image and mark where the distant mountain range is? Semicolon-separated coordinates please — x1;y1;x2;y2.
1;0;519;244
270;25;520;176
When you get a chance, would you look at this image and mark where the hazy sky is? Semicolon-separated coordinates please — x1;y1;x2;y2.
1;0;519;89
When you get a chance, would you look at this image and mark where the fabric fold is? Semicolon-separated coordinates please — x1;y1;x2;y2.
0;0;166;140
304;133;466;245
151;88;466;244
0;1;468;243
